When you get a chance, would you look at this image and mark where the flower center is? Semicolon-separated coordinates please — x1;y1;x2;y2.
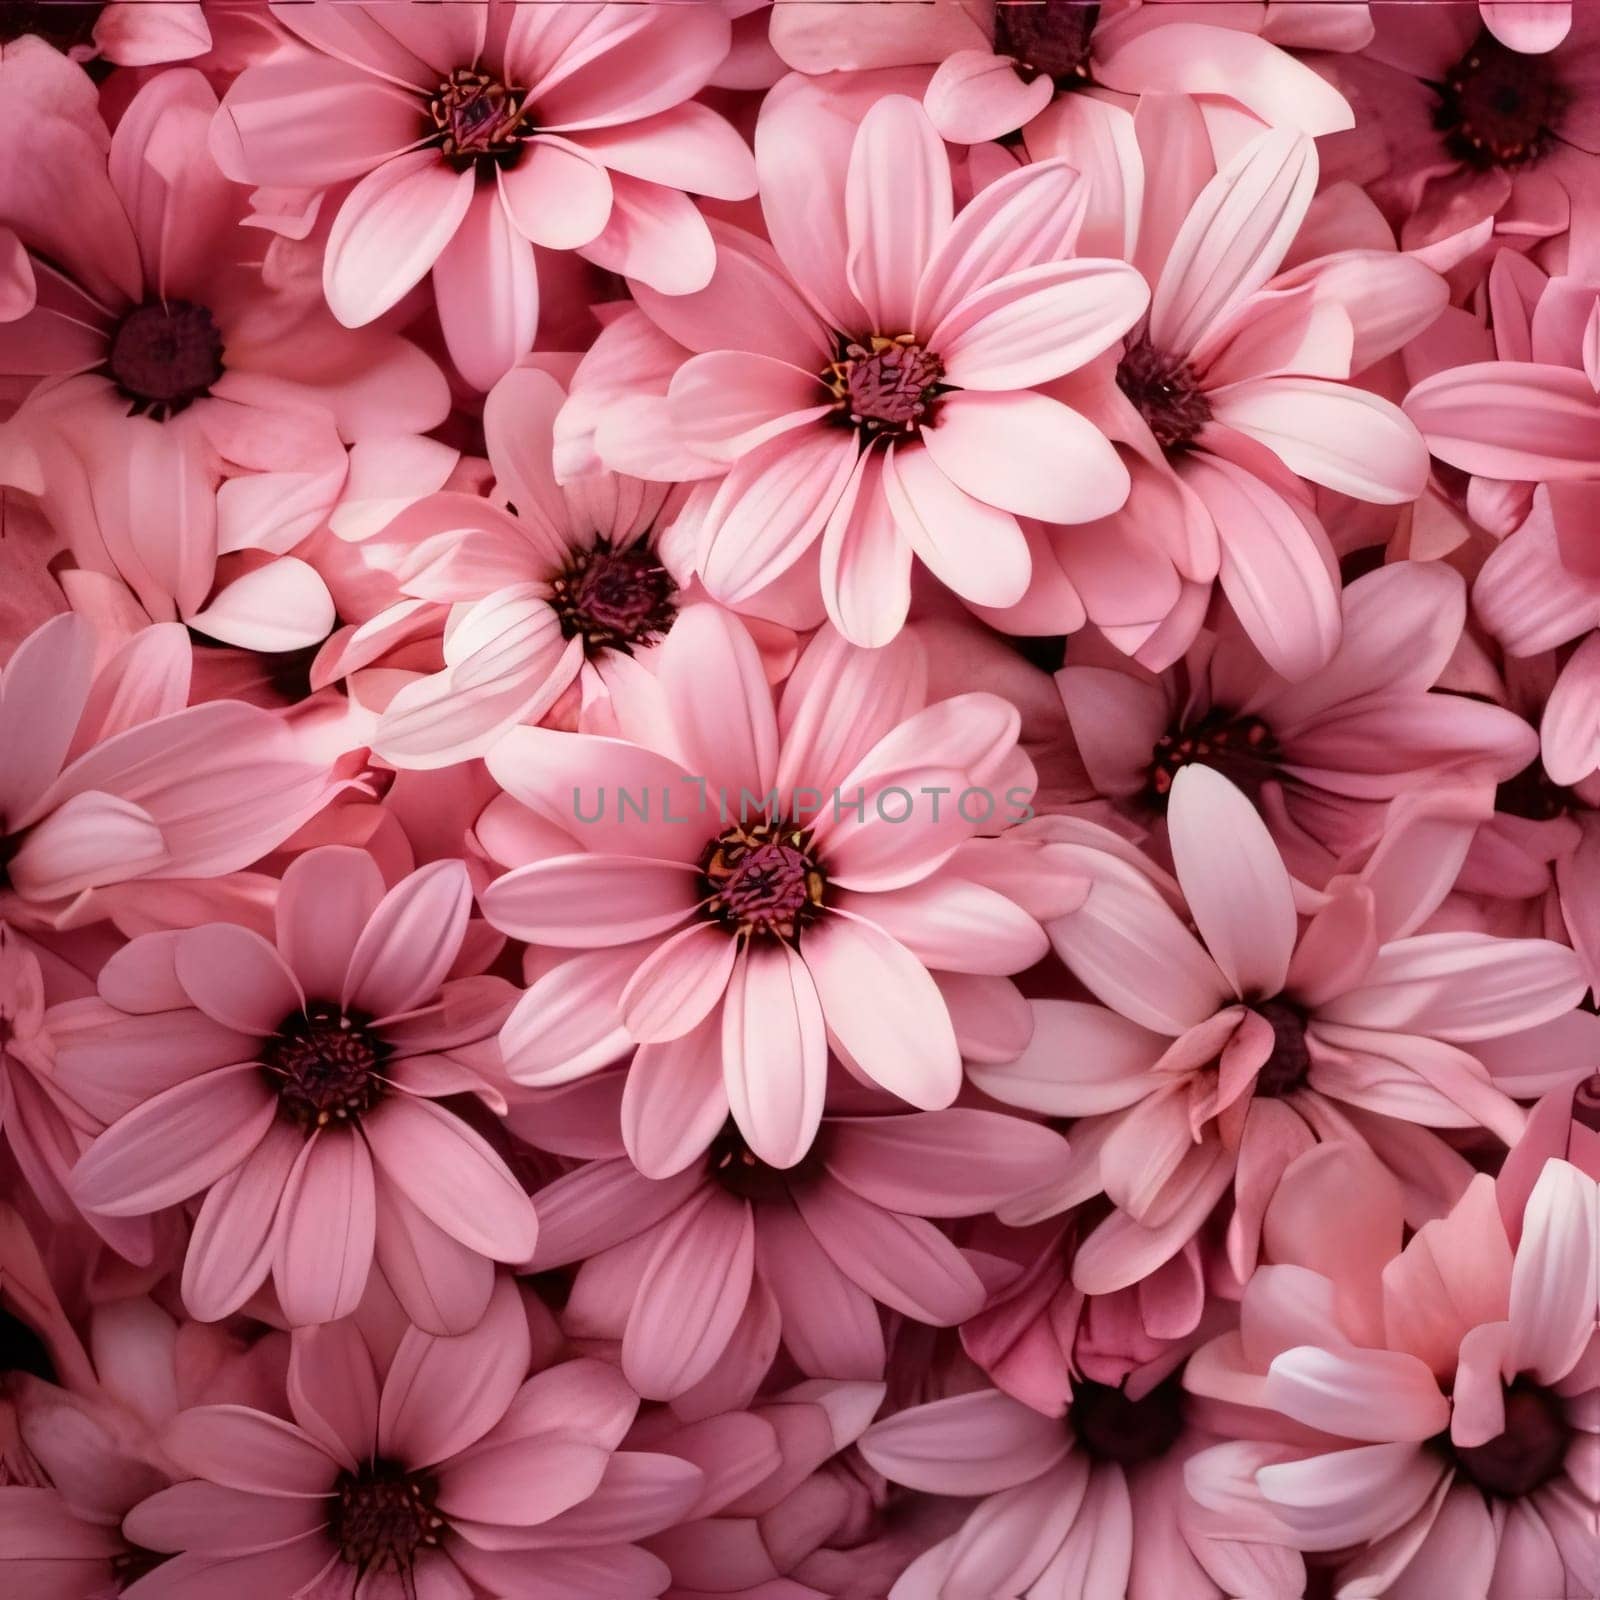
1495;757;1571;822
332;1462;442;1574
1116;335;1210;451
823;334;947;440
1145;710;1279;805
1253;999;1310;1098
550;541;678;656
700;819;827;942
263;1002;387;1130
429;68;529;172
1070;1376;1185;1465
1448;1380;1571;1498
0;2;105;50
1436;30;1566;170
706;1121;819;1199
992;0;1100;87
108;301;224;420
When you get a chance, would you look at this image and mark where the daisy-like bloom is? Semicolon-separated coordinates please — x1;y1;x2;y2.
858;1364;1305;1599
213;0;756;391
0;615;337;931
1025;101;1436;679
1324;3;1600;249
0;2;208;67
582;82;1151;646
1184;1143;1599;1597
1057;560;1537;881
370;365;697;770
768;0;1357;142
120;1279;702;1600
0;66;448;628
480;606;1070;1172
531;1104;1069;1401
973;766;1587;1292
60;845;538;1334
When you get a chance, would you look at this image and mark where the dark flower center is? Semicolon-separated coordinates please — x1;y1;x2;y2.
429;68;529;172
1495;757;1571;822
993;0;1100;87
550;541;678;656
823;334;947;439
1253;999;1310;1098
332;1461;442;1574
700;818;827;942
263;1002;388;1131
1447;1380;1571;1498
1070;1375;1185;1465
0;2;105;51
1436;29;1567;170
108;301;224;420
706;1120;820;1199
1117;334;1210;451
1145;710;1279;805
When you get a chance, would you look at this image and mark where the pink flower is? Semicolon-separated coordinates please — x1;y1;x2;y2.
580;84;1150;645
768;0;1356;141
480;606;1066;1170
0;615;337;929
60;845;538;1333
1185;1142;1599;1596
531;1102;1068;1400
975;766;1587;1291
120;1278;697;1599
214;0;756;390
1023;102;1436;678
1057;560;1536;881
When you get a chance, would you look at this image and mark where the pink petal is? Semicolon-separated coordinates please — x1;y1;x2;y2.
373;1178;495;1337
322;151;473;327
276;846;385;1003
801;912;961;1110
1256;1443;1444;1552
75;1066;278;1217
188;559;336;653
817;446;913;647
530;1157;701;1268
722;941;827;1170
121;1545;336;1600
364;1095;539;1262
795;1175;986;1325
124;1481;327;1557
272;1130;376;1326
498;136;612;250
623;1186;755;1399
925;49;1054;145
1263;1347;1450;1443
844;94;951;331
621;1022;731;1180
592;174;716;296
1404;361;1600;481
1507;1158;1598;1383
287;1319;380;1470
343;859;471;1020
832;878;1045;976
174;926;299;1036
434;1436;610;1528
668;349;830;464
859;1389;1069;1495
1481;2;1570;52
163;1406;337;1496
564;103;756;201
0;613;94;825
619;922;739;1045
434;185;538;394
7;792;168;903
921;389;1130;524
754;1201;886;1379
882;443;1030;609
1540;631;1600;785
480;856;701;948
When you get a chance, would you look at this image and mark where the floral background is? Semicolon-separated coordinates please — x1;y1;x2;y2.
0;2;1598;1597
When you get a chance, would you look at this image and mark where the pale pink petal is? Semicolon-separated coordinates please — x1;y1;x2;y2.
189;559;336;653
322;151;474;327
1167;766;1297;1000
1404;361;1600;481
7;792;168;903
623;1186;755;1399
0;613;94;824
124;1480;328;1556
722;941;826;1170
565;103;756;200
163;1406;337;1496
859;1389;1069;1495
668;349;829;464
591;174;717;296
831;877;1046;976
819;446;913;647
272;1130;376;1326
497;136;612;249
621;1019;731;1178
925;50;1054;144
921;390;1130;524
373;1179;495;1337
801;912;961;1110
1507;1158;1598;1383
844;94;952;332
434;185;538;394
75;1066;278;1217
364;1095;538;1262
1482;2;1571;52
480;856;701;948
530;1158;700;1269
1540;632;1600;785
754;1201;886;1379
619;921;738;1045
288;1319;381;1470
276;847;385;1003
1263;1346;1450;1442
434;1436;610;1528
174;925;299;1036
1256;1443;1444;1552
343;860;471;1020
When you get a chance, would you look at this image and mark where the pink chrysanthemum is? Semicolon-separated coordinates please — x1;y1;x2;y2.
60;846;537;1333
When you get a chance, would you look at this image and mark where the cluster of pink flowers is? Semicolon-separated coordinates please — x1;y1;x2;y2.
2;2;1599;1596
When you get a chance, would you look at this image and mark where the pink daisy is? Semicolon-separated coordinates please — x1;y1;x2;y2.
579;82;1150;646
121;1278;699;1599
0;614;336;930
770;0;1357;142
975;765;1587;1292
1185;1142;1599;1597
61;845;538;1333
479;606;1067;1171
1056;560;1536;881
531;1103;1069;1401
214;0;756;391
